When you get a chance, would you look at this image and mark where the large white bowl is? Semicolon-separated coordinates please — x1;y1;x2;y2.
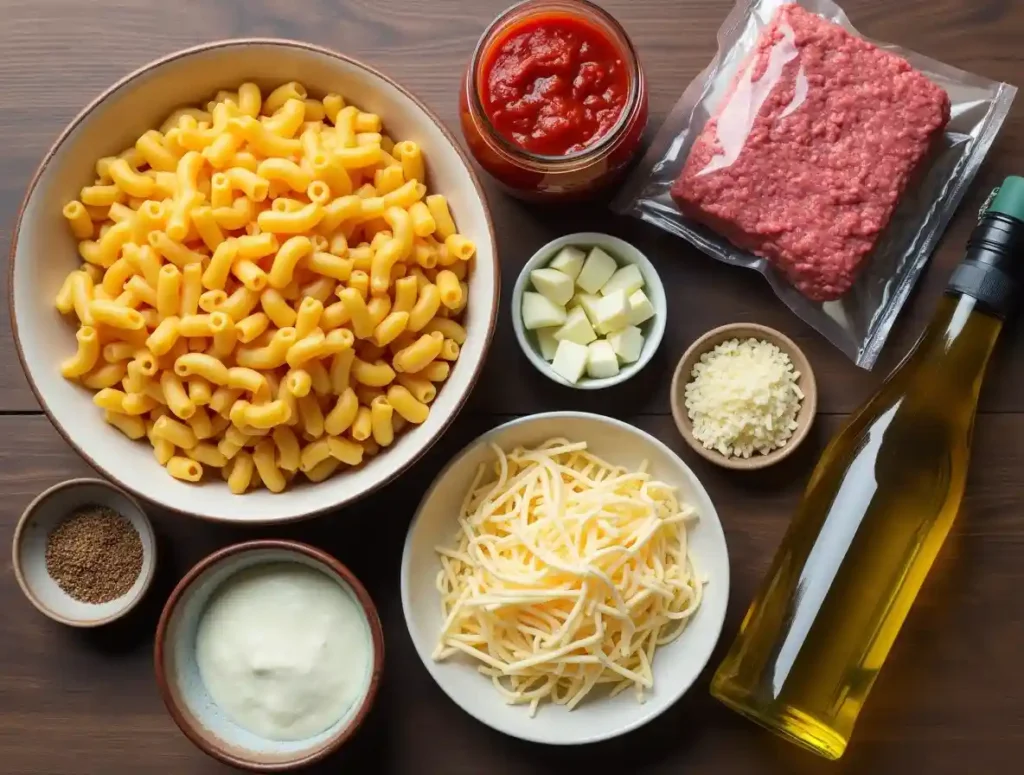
10;39;498;523
401;412;730;745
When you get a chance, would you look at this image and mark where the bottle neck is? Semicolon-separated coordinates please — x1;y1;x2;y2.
912;207;1022;387
907;293;1003;392
946;212;1024;319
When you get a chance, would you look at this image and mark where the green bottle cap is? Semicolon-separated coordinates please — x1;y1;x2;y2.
950;175;1024;317
987;176;1024;222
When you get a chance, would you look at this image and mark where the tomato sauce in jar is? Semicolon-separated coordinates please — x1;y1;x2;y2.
460;0;648;200
480;15;630;157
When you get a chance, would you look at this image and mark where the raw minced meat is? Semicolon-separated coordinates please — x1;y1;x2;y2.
671;3;950;301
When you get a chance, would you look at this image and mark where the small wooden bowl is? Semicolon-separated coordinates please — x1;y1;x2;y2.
670;324;818;471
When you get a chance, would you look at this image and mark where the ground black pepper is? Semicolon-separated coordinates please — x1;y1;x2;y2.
44;505;143;604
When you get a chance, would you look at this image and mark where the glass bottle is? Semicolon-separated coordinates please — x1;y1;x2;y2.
710;176;1024;759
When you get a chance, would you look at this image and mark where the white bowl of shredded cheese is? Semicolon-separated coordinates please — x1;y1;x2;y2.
400;412;729;744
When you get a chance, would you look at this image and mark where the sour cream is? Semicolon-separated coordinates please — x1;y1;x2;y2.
195;563;371;741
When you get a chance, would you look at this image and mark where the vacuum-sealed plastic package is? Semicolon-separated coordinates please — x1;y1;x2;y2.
613;0;1016;368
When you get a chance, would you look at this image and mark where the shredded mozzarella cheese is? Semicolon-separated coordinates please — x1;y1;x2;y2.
433;439;704;716
684;337;804;458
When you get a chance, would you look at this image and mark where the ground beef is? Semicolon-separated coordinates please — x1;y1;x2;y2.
671;3;950;301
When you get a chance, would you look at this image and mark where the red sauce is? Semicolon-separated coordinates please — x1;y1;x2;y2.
480;14;629;157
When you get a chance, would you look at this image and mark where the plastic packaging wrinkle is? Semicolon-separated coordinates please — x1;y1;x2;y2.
613;0;1016;368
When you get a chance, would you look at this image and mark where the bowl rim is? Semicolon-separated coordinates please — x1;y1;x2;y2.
11;477;157;627
511;232;667;391
669;322;819;471
8;37;500;524
153;538;385;771
399;410;730;745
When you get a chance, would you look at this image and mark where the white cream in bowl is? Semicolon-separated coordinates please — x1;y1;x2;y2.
156;542;383;770
195;562;372;741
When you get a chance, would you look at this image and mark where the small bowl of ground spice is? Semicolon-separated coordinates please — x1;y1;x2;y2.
12;478;156;627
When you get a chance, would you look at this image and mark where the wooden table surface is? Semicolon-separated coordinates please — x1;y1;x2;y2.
2;0;1023;772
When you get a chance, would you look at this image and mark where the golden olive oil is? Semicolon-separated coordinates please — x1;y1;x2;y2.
711;178;1024;759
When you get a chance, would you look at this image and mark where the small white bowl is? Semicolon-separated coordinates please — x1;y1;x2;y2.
400;412;729;745
10;39;499;523
12;478;157;627
155;540;384;771
511;233;667;390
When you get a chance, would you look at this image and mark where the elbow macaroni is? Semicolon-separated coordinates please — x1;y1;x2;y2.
55;81;475;492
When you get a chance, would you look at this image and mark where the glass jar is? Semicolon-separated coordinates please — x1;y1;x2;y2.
460;0;648;201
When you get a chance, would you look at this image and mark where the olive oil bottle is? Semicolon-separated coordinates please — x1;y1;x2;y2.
710;177;1024;759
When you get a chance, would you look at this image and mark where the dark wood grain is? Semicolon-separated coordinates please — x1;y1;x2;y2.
1;414;1023;774
2;0;1024;414
2;0;1024;772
